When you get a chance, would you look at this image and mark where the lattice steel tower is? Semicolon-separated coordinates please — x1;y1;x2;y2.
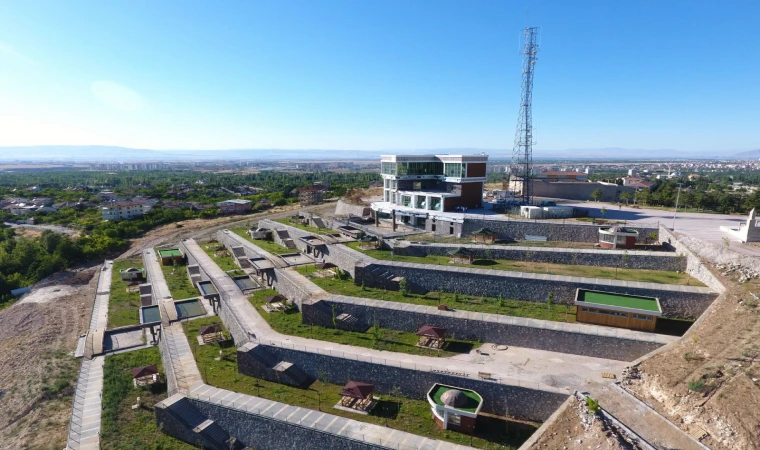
510;27;539;205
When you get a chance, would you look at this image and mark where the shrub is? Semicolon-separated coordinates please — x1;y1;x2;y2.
585;397;600;413
688;380;705;392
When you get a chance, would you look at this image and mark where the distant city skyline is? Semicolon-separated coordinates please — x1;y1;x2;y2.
0;1;758;152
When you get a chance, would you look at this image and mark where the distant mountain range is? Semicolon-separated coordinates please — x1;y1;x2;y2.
0;145;751;162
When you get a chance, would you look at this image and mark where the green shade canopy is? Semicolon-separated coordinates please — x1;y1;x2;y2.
579;290;660;312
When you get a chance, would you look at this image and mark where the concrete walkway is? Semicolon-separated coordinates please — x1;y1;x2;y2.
66;356;105;450
163;322;204;393
67;260;112;450
88;260;112;331
588;381;704;450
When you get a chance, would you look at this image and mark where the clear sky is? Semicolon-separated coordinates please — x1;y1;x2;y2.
0;0;758;153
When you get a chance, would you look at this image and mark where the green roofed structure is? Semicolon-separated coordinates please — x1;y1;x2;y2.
157;248;184;266
575;289;662;331
427;383;483;434
471;227;496;244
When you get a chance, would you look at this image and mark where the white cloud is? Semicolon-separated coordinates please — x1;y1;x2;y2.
91;81;146;112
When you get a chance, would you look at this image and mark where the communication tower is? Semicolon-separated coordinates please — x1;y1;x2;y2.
509;27;540;205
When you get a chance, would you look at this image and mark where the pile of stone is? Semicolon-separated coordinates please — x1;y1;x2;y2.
715;262;760;283
620;365;642;389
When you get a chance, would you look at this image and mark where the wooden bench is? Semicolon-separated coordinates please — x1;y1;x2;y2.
524;235;548;242
601;372;617;379
478;372;492;380
688;426;708;441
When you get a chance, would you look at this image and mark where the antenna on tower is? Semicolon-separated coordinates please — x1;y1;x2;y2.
509;26;540;205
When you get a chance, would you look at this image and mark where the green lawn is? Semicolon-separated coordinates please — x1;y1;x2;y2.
200;241;245;275
248;289;479;357
109;259;143;328
275;217;324;234
230;228;294;254
297;265;577;323
160;263;198;300
345;242;700;286
407;233;600;248
183;317;536;449
100;347;195;450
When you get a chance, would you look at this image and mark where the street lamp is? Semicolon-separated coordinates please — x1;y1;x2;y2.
672;183;683;230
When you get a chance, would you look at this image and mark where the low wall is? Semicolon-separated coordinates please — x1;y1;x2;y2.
659;225;736;293
269;267;324;309
356;262;717;320
239;344;568;422
302;296;665;362
392;242;685;272
159;325;180;396
460;218;658;243
334;199;371;218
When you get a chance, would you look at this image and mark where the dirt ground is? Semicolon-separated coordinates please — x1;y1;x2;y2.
529;397;642;450
0;268;98;450
624;267;760;450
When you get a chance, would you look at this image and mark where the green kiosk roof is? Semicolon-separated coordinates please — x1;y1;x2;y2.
577;289;661;313
158;249;182;257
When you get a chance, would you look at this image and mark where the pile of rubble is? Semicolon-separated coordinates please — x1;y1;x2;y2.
620;365;642;389
715;262;760;283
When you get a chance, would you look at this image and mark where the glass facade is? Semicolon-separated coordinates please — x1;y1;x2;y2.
381;162;397;175
393;161;443;176
443;163;466;178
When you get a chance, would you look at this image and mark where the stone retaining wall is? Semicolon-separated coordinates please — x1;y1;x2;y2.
269;267;323;309
356;262;716;320
238;344;568;422
392;242;685;272
659;225;733;293
302;297;664;362
460;218;659;243
158;325;180;396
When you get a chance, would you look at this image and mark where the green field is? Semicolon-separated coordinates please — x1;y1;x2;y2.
200;241;245;275
109;259;143;328
100;347;195;450
297;265;577;323
183;316;537;449
249;289;479;357
275;217;324;234
345;242;700;286
230;228;293;254
160;263;198;300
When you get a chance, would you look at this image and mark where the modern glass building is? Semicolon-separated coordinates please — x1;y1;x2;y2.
376;154;488;214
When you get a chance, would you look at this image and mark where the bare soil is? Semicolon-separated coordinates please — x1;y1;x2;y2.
624;267;760;450
0;268;98;450
529;397;642;450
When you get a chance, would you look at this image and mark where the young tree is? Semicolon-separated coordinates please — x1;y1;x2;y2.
600;207;607;219
619;191;632;205
591;188;603;202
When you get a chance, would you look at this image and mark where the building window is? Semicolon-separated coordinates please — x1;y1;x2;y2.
631;314;653;320
448;414;461;426
600;233;615;243
401;195;412;208
444;163;465;178
449;225;454;235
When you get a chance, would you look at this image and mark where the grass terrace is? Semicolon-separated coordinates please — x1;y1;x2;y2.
160;262;198;300
407;233;600;248
276;217;324;234
109;259;143;328
200;240;246;275
100;347;195;449
345;242;700;286
430;385;482;413
248;289;479;357
230;228;295;254
297;265;577;323
183;316;537;449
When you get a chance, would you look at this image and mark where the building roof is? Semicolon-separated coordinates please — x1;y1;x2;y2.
577;289;661;314
132;364;158;379
429;384;482;413
448;247;474;257
218;199;251;205
199;323;223;335
600;226;639;235
158;249;183;257
265;294;287;304
471;227;496;235
416;325;447;339
340;381;375;399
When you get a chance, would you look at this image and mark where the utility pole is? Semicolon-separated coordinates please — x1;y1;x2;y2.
672;183;683;230
509;27;540;205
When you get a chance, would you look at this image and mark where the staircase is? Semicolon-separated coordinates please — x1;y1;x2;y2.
363;266;403;290
311;216;328;229
159;394;239;450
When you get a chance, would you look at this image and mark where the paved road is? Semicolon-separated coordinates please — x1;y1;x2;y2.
562;202;760;257
4;221;77;235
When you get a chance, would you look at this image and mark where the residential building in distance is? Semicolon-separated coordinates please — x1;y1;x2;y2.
101;201;152;221
298;185;326;206
374;154;488;215
217;199;252;215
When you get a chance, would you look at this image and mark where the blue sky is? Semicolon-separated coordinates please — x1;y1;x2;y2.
0;0;758;153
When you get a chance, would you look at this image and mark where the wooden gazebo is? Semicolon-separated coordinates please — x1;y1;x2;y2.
132;365;159;387
471;228;496;244
448;247;474;264
198;323;225;344
339;381;376;411
416;325;447;349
